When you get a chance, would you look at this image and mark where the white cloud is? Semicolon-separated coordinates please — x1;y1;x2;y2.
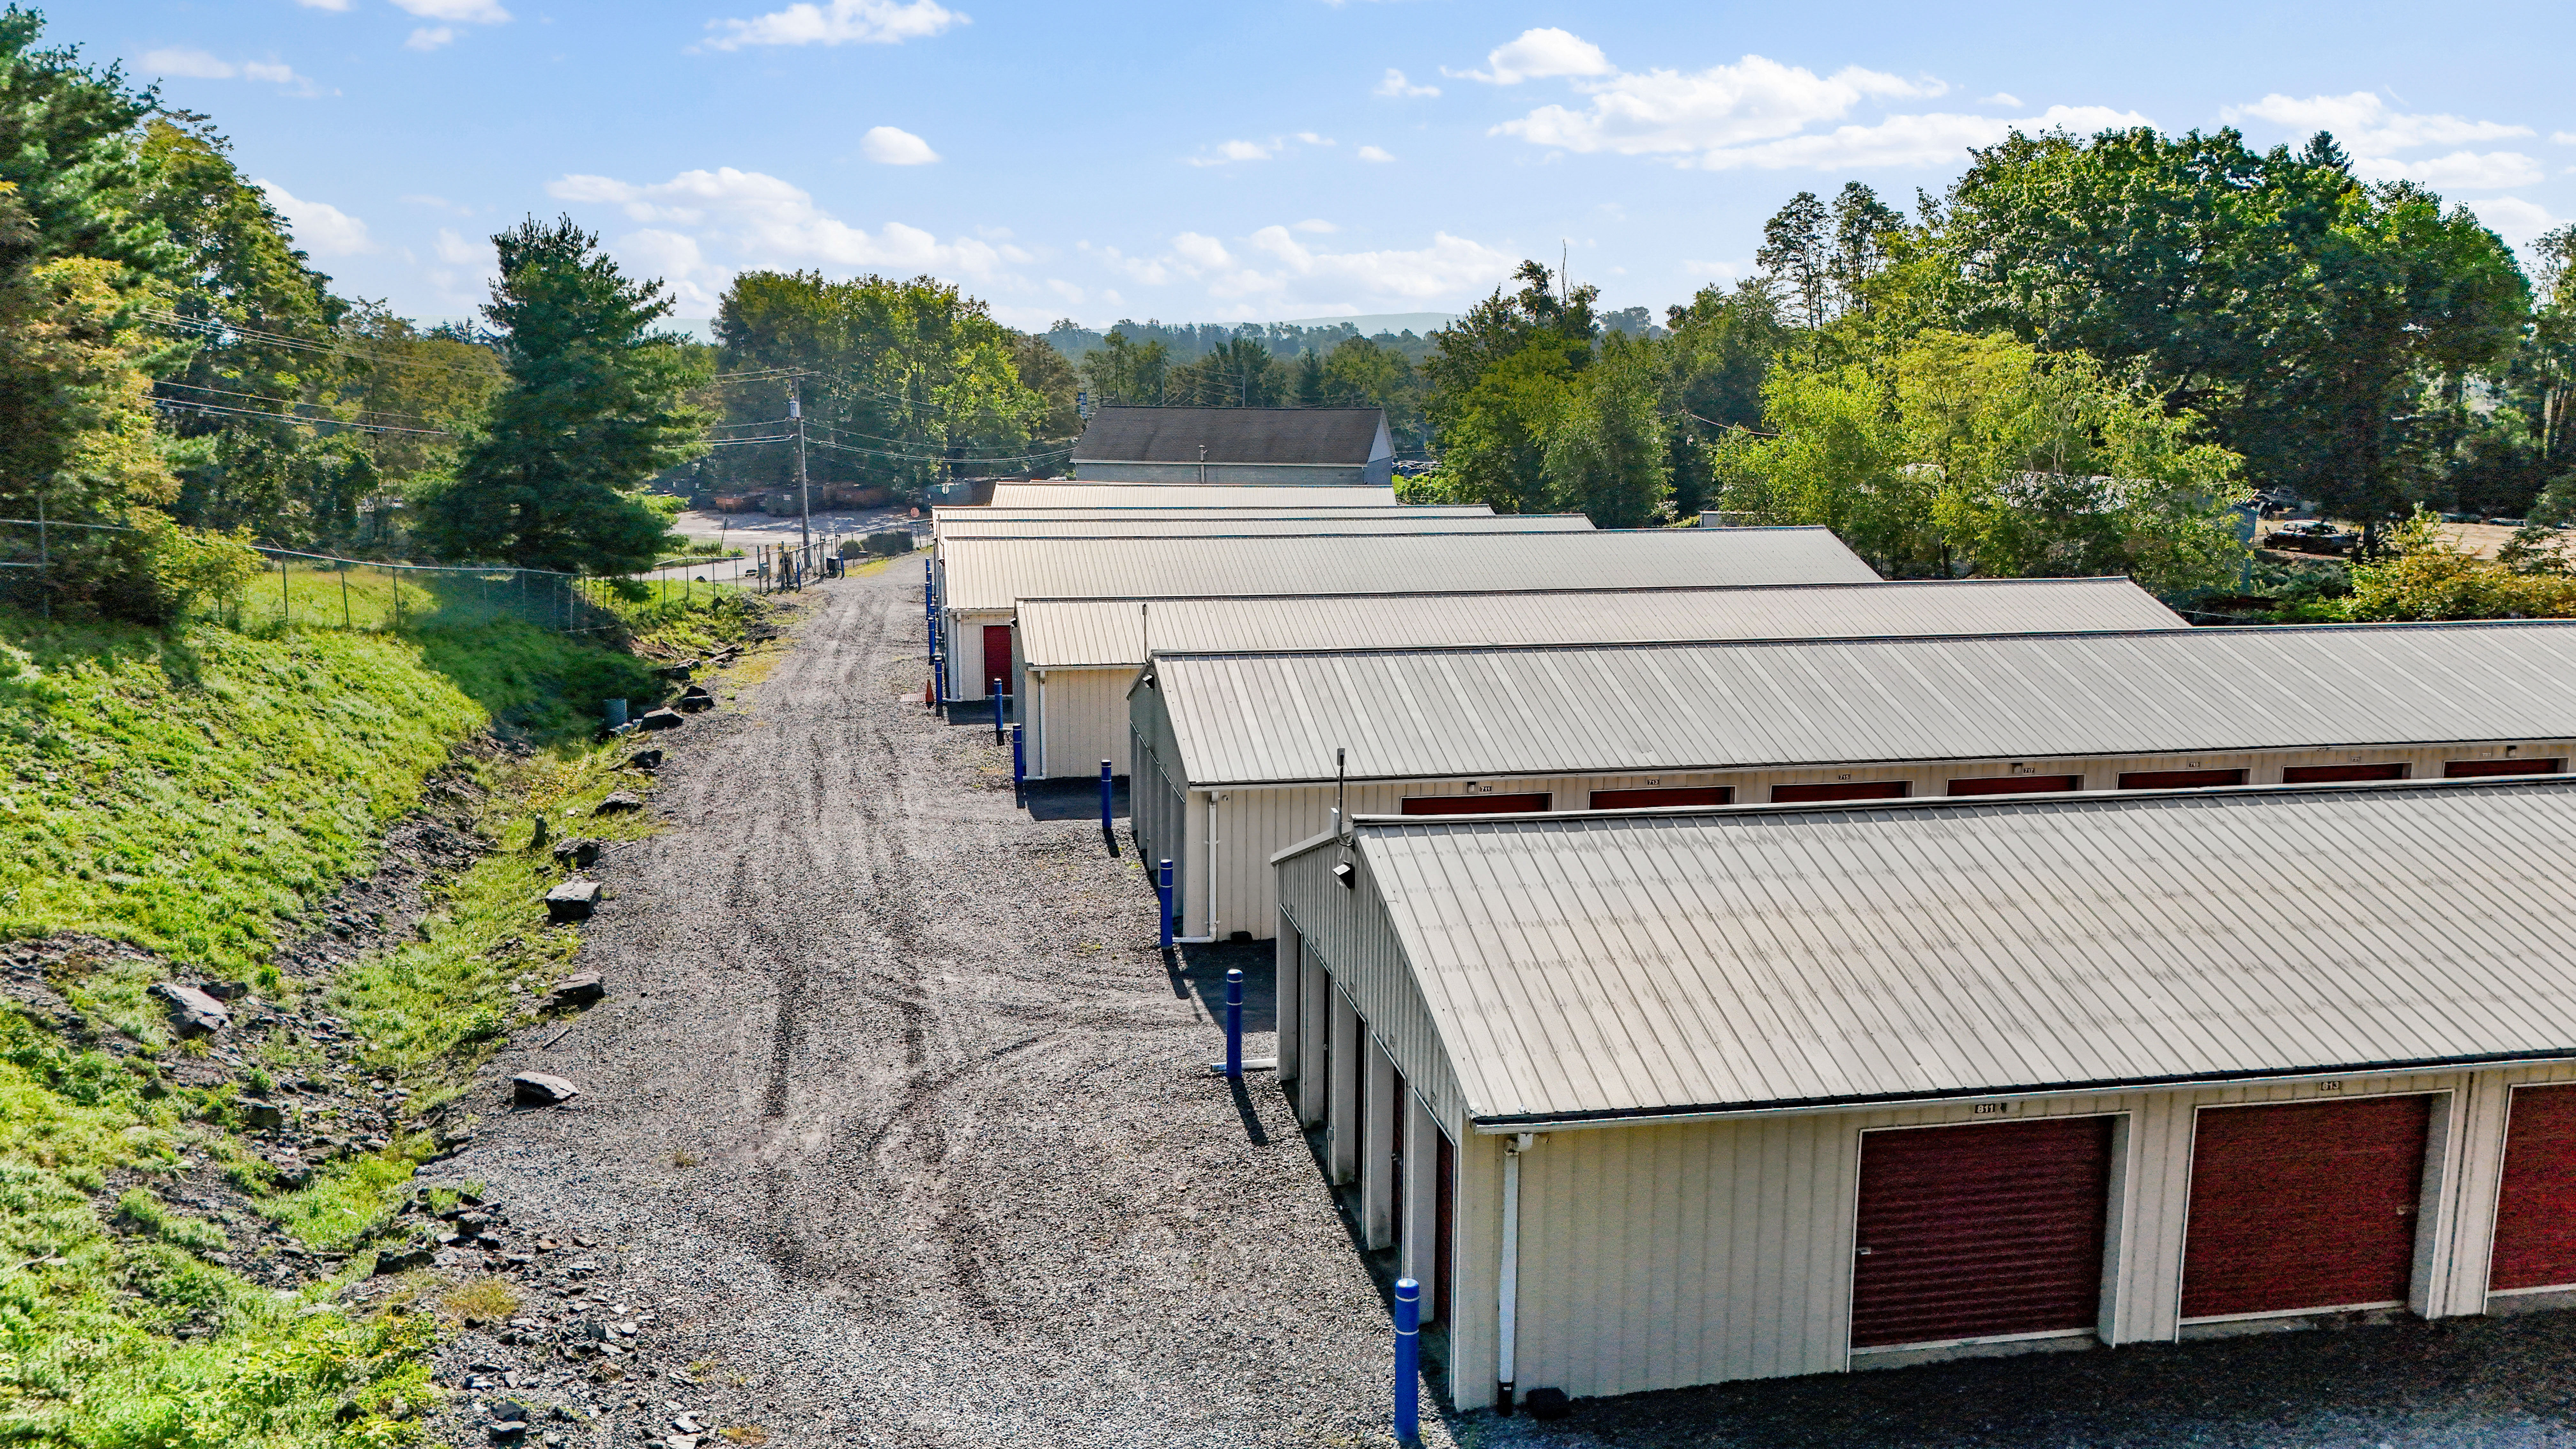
142;47;238;78
1375;67;1438;99
1356;144;1396;163
2556;131;2576;146
433;227;483;264
255;180;376;256
1213;226;1517;307
2465;197;2564;256
1698;103;2151;171
1291;218;1337;234
1190;138;1277;166
702;0;962;50
392;0;510;20
1046;279;1083;303
1452;27;1610;85
2358;150;2545;190
1980;91;2021;107
1171;232;1232;270
1496;54;1940;157
858;125;939;165
545;165;1019;308
295;0;352;9
2221;92;2531;154
405;27;457;50
142;48;314;89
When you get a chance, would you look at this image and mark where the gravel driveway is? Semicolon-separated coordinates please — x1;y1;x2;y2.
442;560;2576;1449
450;562;1445;1448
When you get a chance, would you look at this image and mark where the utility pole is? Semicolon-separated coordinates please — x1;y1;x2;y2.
792;380;811;562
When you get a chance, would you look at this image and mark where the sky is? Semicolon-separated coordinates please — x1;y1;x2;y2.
61;0;2576;331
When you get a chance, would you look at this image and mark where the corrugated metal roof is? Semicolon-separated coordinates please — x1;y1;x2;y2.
938;515;1594;542
1155;620;2576;785
934;505;1494;521
988;483;1400;507
941;528;1880;612
1072;406;1385;464
1313;780;2576;1122
1021;577;2182;670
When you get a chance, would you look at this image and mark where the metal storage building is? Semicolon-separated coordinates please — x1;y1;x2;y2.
1071;405;1395;486
1132;620;2576;940
1269;779;2576;1411
934;527;1879;704
986;483;1402;507
1017;577;2182;782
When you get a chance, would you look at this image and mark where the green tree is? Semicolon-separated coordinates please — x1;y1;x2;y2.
1660;278;1788;517
1719;330;2247;592
1165;334;1283;407
416;216;710;573
1010;330;1081;444
1541;332;1668;527
1078;329;1169;407
1934;126;2526;538
1757;190;1831;334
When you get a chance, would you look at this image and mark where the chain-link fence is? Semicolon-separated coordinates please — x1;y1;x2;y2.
0;519;771;635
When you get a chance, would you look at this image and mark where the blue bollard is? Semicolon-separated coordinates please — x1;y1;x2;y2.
1224;968;1243;1078
932;651;945;706
1157;859;1174;949
992;679;1005;742
1099;761;1114;838
1010;723;1025;793
1394;1278;1420;1443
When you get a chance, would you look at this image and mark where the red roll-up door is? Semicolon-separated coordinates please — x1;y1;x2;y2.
1774;780;1910;803
2118;768;2246;789
2180;1096;2430;1319
2446;757;2565;778
1398;793;1551;815
1947;774;2082;796
1588;786;1734;809
981;625;1014;699
1850;1116;2115;1349
2491;1085;2576;1292
2283;763;2409;784
1433;1129;1455;1325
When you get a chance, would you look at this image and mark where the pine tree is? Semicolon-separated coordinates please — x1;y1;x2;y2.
419;216;710;574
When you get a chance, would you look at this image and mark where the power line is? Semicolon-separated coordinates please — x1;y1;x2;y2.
140;309;501;378
154;378;440;428
150;396;455;437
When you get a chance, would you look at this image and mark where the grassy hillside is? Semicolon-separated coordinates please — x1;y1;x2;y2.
0;597;760;1447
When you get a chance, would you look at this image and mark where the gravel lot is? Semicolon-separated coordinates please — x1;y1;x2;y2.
447;561;1452;1448
439;559;2576;1449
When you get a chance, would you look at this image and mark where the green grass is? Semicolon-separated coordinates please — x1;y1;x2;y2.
0;592;763;1448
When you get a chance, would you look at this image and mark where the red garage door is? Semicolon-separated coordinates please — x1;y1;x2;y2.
980;625;1014;699
1947;774;2081;796
2491;1085;2576;1292
2181;1096;2430;1319
1851;1116;2115;1349
2118;768;2246;790
1398;793;1550;816
1589;786;1733;809
1774;780;1909;803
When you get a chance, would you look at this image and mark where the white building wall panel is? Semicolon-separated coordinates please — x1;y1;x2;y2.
1198;741;2574;940
1030;668;1131;778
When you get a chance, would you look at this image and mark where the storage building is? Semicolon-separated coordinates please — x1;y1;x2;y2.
931;512;1589;564
1133;620;2576;940
986;483;1401;507
1270;778;2576;1410
1017;577;2182;782
1071;406;1394;486
934;527;1879;704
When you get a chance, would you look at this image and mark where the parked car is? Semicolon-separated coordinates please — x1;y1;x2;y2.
2264;520;2358;555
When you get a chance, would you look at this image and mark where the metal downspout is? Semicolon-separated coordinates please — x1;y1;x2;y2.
1498;1132;1536;1414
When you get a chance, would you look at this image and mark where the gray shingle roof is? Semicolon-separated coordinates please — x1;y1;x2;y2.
1306;779;2576;1123
1071;406;1385;465
1155;620;2576;785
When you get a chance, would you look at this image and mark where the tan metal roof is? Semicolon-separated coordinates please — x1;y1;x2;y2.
933;505;1493;521
1298;779;2576;1123
1020;577;2182;670
1155;620;2576;785
940;528;1880;613
987;483;1400;508
938;515;1592;543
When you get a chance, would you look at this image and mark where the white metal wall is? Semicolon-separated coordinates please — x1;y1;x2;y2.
1277;842;2576;1408
1025;667;1131;778
1198;740;2576;940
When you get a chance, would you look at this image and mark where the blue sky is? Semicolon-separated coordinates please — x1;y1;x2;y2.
64;0;2576;330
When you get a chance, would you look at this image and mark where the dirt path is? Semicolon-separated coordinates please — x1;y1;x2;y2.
453;563;1430;1447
